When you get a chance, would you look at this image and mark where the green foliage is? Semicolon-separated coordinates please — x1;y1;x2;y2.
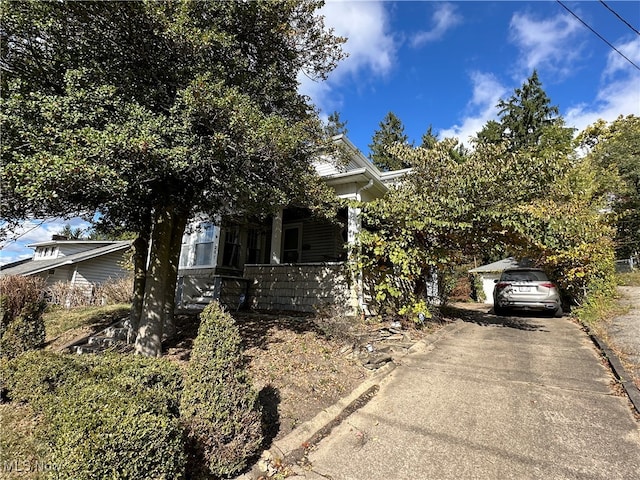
48;382;184;480
1;350;89;405
180;302;263;478
579;115;640;259
495;70;574;151
1;0;346;355
325;111;348;137
359;72;617;314
0;276;47;360
369;111;412;171
472;274;486;303
1;351;185;480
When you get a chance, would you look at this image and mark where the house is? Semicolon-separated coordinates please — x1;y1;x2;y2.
0;236;132;303
176;135;411;314
469;257;533;304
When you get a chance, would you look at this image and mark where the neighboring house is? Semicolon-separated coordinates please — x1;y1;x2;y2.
177;135;411;314
469;257;533;305
0;237;132;303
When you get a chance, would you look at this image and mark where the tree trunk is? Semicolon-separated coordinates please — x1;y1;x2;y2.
128;233;149;340
135;205;176;357
162;209;188;340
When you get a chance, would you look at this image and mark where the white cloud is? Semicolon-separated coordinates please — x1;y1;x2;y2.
411;3;462;48
509;11;583;78
439;72;507;145
299;0;397;112
565;37;640;132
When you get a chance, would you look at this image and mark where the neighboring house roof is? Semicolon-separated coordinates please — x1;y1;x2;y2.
469;257;533;274
0;241;132;277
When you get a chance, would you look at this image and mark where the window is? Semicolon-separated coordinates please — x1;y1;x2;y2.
222;228;241;267
194;224;217;266
179;222;219;268
246;228;262;264
282;225;302;263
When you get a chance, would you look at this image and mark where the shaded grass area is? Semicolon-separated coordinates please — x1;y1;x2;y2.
579;272;640;390
43;304;130;349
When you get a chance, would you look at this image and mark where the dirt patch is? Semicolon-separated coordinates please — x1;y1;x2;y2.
164;310;438;442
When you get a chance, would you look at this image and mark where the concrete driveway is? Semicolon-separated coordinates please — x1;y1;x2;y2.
276;307;640;479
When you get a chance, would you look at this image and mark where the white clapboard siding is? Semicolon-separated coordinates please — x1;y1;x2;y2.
71;251;129;292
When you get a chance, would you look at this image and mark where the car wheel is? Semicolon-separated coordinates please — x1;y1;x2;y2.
494;305;507;316
553;306;564;318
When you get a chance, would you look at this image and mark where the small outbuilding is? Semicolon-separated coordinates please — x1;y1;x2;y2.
469;258;533;304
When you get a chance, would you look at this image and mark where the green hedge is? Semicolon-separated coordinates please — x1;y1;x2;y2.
2;351;185;479
180;302;263;478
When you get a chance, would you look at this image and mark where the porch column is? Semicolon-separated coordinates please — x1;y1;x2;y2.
347;205;360;251
347;205;365;315
270;208;283;264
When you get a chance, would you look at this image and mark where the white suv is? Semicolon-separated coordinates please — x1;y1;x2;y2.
493;268;562;317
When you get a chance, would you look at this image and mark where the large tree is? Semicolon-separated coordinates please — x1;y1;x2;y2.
1;0;345;356
478;70;573;152
369;111;412;171
359;73;614;316
578;115;640;260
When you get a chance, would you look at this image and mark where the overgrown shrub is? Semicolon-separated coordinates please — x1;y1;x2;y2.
46;281;91;307
94;275;134;305
180;302;263;479
1;351;185;479
0;276;47;359
48;381;184;480
1;350;90;405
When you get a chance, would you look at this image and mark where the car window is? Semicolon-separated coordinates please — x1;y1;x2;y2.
501;270;548;282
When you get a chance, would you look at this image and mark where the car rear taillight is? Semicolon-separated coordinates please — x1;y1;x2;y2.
540;282;556;288
496;282;510;290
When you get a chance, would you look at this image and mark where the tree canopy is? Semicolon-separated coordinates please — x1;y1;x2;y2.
578;115;640;260
1;0;346;356
359;72;617;318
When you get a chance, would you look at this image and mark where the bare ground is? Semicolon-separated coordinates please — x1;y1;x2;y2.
164;310;443;442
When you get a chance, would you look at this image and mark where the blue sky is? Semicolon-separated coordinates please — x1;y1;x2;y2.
300;0;640;152
2;1;639;265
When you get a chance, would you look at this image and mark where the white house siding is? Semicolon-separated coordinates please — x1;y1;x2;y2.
314;158;360;177
244;263;351;313
68;252;130;295
37;267;73;286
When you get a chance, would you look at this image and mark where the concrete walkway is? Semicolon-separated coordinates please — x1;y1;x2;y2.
275;310;640;479
605;286;640;384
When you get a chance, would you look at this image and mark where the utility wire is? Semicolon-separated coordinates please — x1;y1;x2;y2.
599;1;640;36
557;1;640;72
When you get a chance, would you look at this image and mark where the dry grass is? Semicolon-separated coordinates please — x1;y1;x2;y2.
0;404;51;480
43;304;130;349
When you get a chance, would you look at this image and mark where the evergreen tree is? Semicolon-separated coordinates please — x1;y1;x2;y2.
369;112;411;171
496;70;565;151
420;125;438;149
324;110;348;137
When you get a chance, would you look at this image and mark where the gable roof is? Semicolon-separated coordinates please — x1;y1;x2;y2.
0;241;132;277
315;135;412;199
